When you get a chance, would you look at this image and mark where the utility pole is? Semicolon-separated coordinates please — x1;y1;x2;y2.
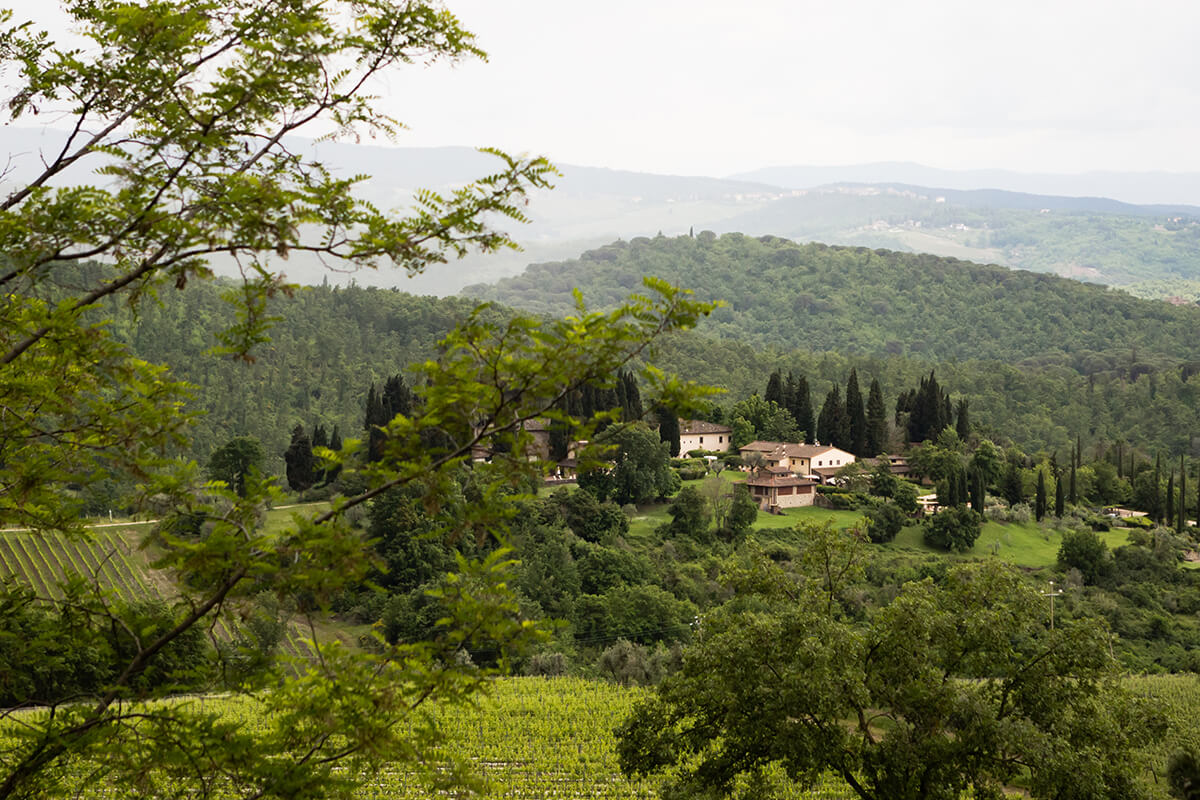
1040;580;1064;630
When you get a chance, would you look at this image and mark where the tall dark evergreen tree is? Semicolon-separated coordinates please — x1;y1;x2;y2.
1054;472;1064;517
845;369;867;457
656;404;681;457
1180;455;1188;535
363;383;388;463
764;369;784;408
792;375;814;444
382;374;416;420
311;424;328;451
310;423;330;484
865;378;887;456
1003;461;1024;507
1167;472;1176;529
327;424;343;483
1069;462;1077;505
970;467;985;513
1035;469;1047;521
284;424;315;492
955;398;970;442
906;371;951;444
816;386;848;449
617;369;644;421
1154;453;1163;523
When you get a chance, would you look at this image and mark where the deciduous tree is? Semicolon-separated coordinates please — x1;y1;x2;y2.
0;1;714;795
617;539;1158;800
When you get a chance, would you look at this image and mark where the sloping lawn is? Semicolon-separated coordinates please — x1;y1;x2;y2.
887;519;1132;568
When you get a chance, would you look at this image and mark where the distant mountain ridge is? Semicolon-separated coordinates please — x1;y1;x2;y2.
729;162;1200;208
844;183;1200;217
5;126;1200;295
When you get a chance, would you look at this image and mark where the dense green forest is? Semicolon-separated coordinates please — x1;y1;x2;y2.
466;235;1200;455
106;281;497;471
104;233;1200;468
467;233;1200;364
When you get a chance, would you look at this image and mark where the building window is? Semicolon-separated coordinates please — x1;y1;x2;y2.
700;436;704;444
719;436;724;443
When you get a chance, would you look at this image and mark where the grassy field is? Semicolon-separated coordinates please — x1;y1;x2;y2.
886;518;1133;568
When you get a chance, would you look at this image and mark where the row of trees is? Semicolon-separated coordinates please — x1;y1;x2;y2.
743;368;889;456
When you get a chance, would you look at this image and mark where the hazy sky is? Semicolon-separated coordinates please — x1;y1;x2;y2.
380;0;1200;176
9;0;1200;177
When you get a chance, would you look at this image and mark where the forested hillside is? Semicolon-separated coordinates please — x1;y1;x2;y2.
467;233;1200;365
106;281;494;470
108;234;1200;465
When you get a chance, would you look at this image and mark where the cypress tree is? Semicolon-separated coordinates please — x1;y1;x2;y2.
1069;462;1077;505
794;375;814;444
311;423;329;484
907;370;951;444
327;424;343;483
284;424;315;492
382;374;415;420
626;372;643;420
616;369;643;420
1003;461;1024;507
1154;453;1163;523
765;369;784;408
1054;472;1064;517
970;467;985;513
656;404;681;457
845;369;867;456
1167;471;1176;529
957;465;969;508
817;386;848;449
1180;456;1188;535
865;378;887;456
955;398;970;442
364;383;389;463
1035;469;1047;521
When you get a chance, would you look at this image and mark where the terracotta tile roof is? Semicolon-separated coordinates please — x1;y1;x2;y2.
680;419;732;435
746;470;817;488
739;441;841;460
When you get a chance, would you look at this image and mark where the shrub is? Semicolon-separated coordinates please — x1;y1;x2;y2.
864;502;905;544
923;506;982;553
675;467;707;481
1057;529;1111;585
524;651;568;677
596;639;655;687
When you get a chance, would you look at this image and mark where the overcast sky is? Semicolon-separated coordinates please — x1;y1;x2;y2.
373;0;1200;176
9;0;1200;178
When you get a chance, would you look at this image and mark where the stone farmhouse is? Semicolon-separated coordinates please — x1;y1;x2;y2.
678;420;733;454
738;441;855;484
745;467;817;512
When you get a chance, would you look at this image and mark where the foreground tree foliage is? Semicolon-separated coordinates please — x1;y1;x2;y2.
616;523;1162;800
0;1;713;797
